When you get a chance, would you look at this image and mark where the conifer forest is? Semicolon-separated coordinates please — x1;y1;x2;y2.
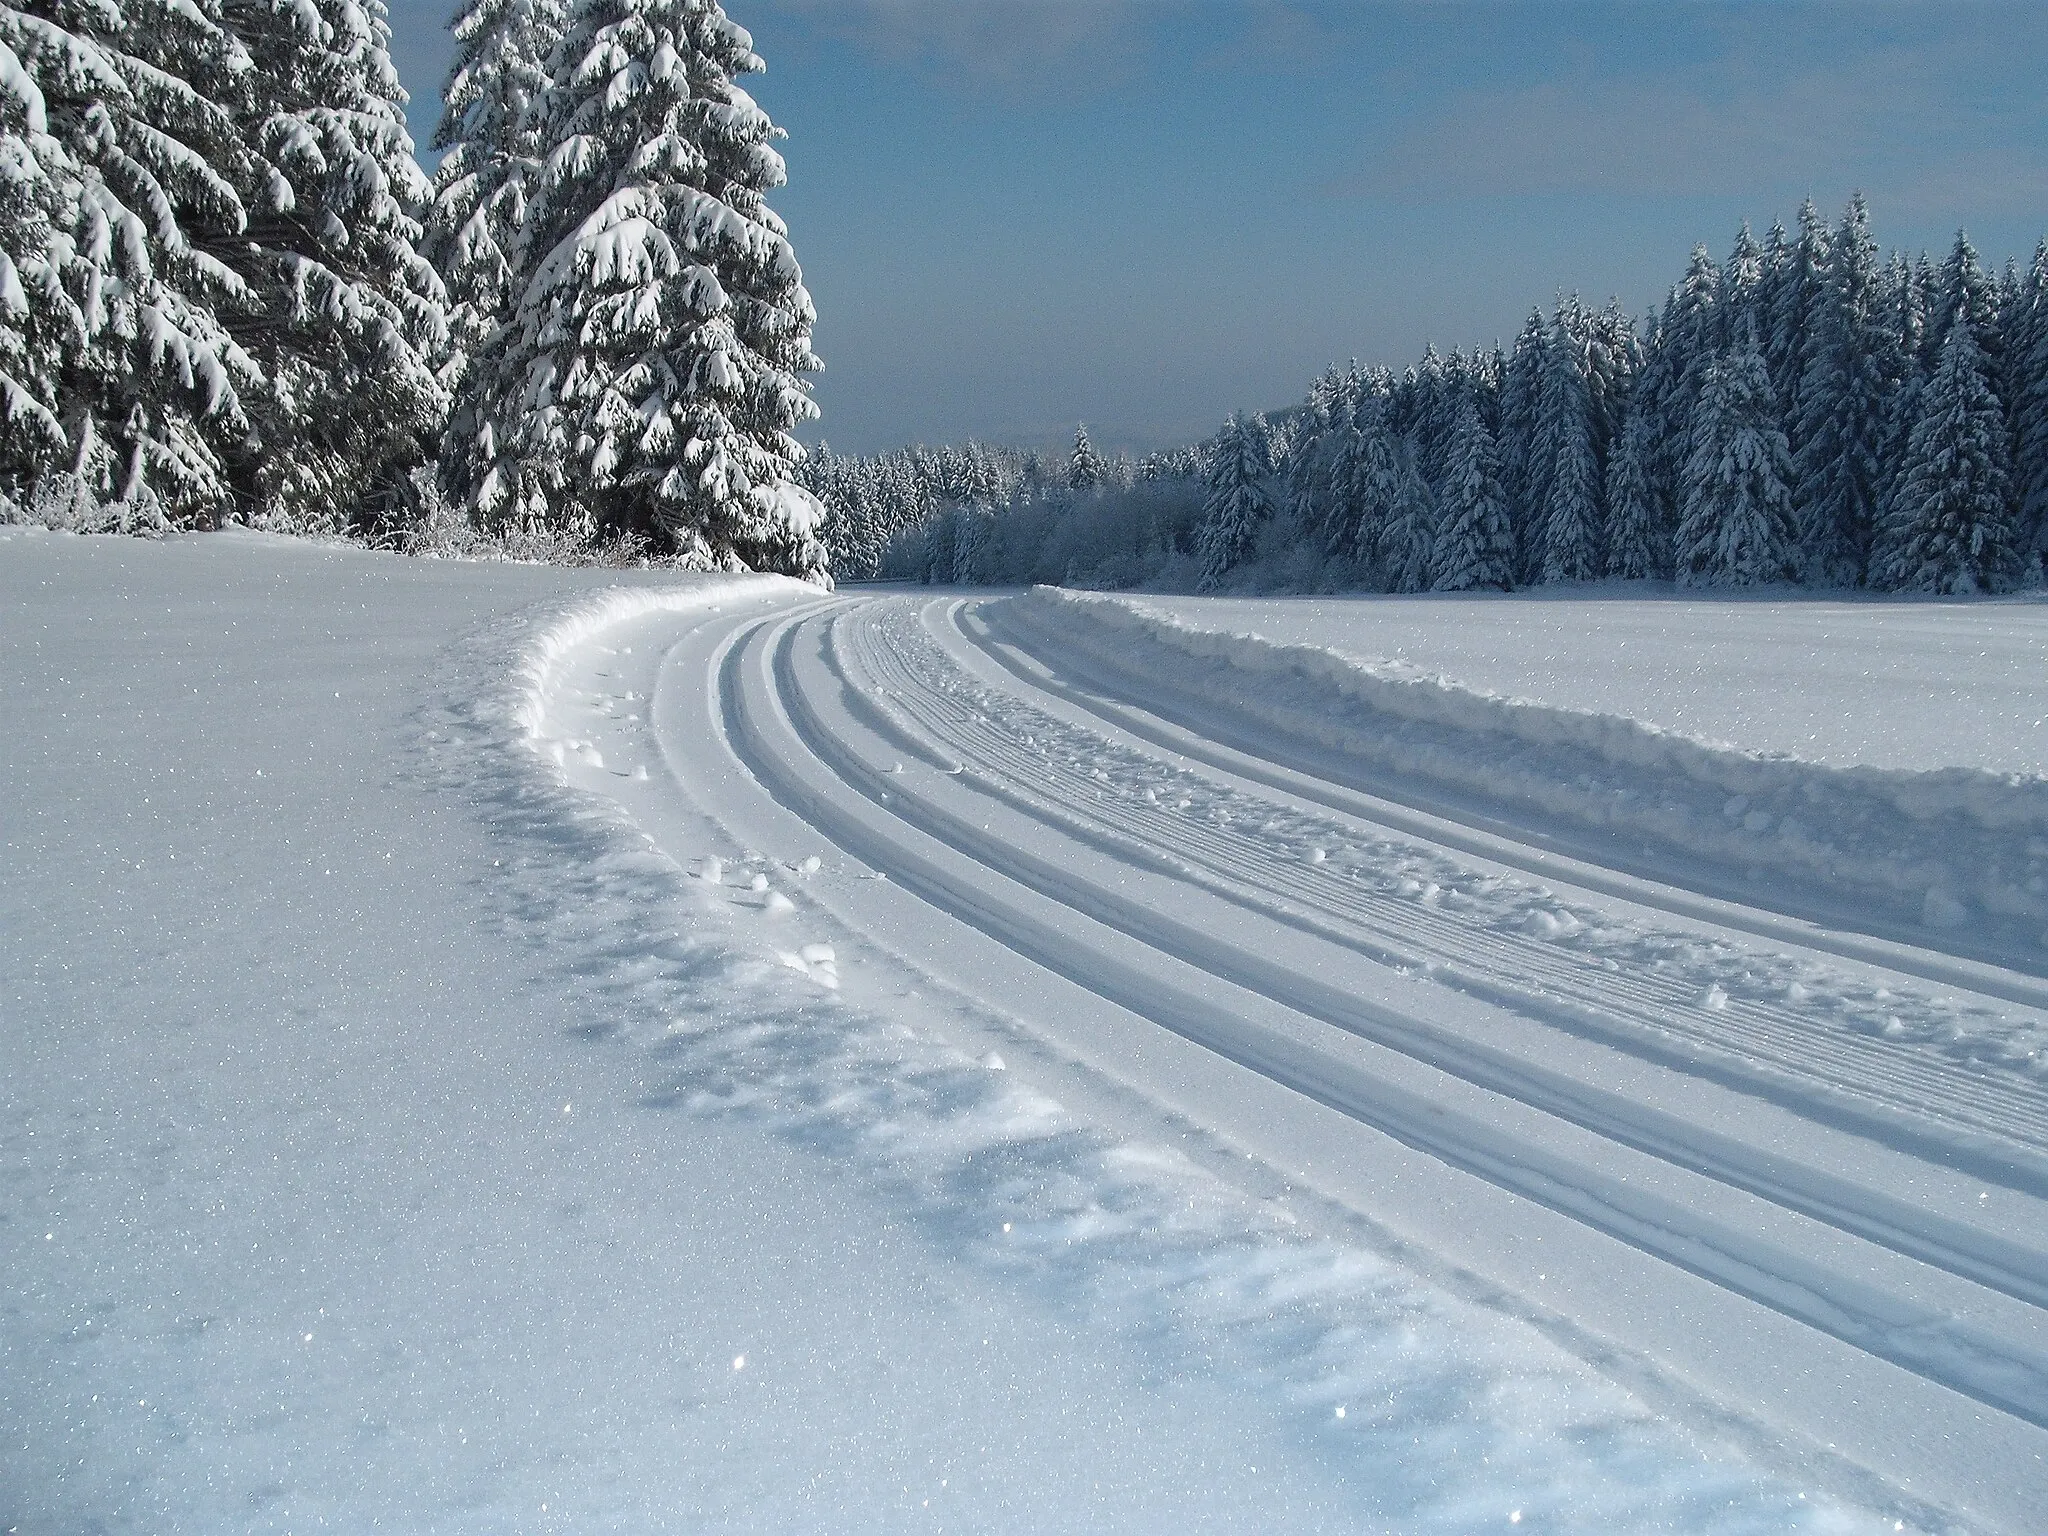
4;0;2046;598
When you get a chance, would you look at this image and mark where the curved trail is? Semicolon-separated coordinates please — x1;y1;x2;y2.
624;589;2048;1533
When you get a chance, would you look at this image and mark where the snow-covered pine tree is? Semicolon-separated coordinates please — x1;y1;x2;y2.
1869;314;2020;593
1496;307;1545;534
1636;245;1720;534
1409;343;1455;488
1603;405;1665;579
468;0;824;575
2011;241;2048;569
217;0;448;532
1675;335;1796;586
1933;229;2002;391
1308;416;1361;556
427;0;562;499
1285;393;1338;542
1532;304;1602;582
1;0;260;517
1768;198;1830;457
1382;444;1436;593
0;14;77;490
1069;422;1101;491
1333;390;1404;573
1195;410;1272;589
1583;298;1638;462
1719;223;1767;354
427;0;558;332
1430;396;1513;590
1791;192;1889;586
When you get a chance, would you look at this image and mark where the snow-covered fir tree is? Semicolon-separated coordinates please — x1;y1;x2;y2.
0;8;78;488
1381;445;1436;593
1;0;259;517
1430;396;1514;591
1869;314;2019;593
1495;307;1545;533
1719;224;1767;354
1068;422;1101;491
1195;410;1272;589
428;0;559;346
1933;229;2001;389
1337;391;1404;573
1655;245;1721;441
219;0;449;531
466;0;825;577
1531;304;1603;582
2011;240;2048;568
1603;406;1665;579
1582;299;1638;462
426;0;563;500
1676;336;1796;586
1792;193;1889;586
1768;199;1831;456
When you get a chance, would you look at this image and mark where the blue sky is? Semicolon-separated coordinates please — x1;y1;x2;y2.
384;1;2048;456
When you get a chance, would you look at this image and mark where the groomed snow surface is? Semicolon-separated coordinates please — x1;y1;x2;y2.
4;533;2045;1534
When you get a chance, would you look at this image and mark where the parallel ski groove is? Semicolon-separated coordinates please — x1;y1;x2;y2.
711;606;2048;1434
907;598;2048;1162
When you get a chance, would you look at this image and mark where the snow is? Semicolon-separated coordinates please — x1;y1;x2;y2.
6;526;2043;1532
1086;590;2048;774
1008;587;2048;962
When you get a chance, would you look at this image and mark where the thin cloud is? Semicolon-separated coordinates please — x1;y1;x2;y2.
1322;38;2047;214
756;0;1159;92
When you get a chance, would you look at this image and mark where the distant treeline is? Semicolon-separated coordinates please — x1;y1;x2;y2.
807;196;2048;595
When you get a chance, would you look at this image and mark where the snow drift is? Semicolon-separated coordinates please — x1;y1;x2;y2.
1010;587;2048;947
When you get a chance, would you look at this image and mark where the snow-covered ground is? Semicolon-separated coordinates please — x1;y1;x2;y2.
1006;587;2048;970
1121;590;2048;773
6;532;2046;1533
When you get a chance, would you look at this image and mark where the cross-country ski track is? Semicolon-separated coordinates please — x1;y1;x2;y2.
532;583;2048;1534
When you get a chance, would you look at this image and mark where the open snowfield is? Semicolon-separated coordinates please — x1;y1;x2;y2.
1110;591;2048;774
6;532;2048;1533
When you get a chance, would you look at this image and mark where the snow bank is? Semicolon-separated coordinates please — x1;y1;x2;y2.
1013;587;2048;943
493;573;814;742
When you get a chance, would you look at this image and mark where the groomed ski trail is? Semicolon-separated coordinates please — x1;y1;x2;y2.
543;586;2048;1534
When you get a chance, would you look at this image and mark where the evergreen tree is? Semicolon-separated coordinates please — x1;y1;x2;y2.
1792;193;1888;585
1676;337;1796;586
1430;397;1514;590
1531;306;1602;581
469;0;825;576
1639;246;1720;529
218;0;449;531
1409;342;1454;487
1582;298;1638;461
427;0;563;503
1719;223;1767;352
1068;421;1101;490
1308;418;1361;556
1933;229;2001;388
0;15;78;488
1768;198;1830;453
1603;405;1665;579
1496;307;1546;537
1870;315;2020;593
2011;240;2048;568
1337;391;1404;574
1;0;260;516
428;0;559;359
1382;446;1436;593
1196;410;1272;589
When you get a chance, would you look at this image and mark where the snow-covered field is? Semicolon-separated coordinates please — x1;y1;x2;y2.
1108;590;2048;774
6;532;2047;1534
